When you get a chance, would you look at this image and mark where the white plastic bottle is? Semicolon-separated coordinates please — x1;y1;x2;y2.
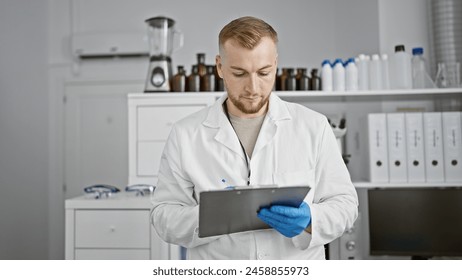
345;58;358;91
411;47;436;89
390;45;413;89
381;54;390;89
321;59;333;91
357;54;369;90
369;54;383;90
332;58;345;91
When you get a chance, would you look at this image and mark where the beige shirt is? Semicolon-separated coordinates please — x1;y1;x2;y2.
228;113;266;158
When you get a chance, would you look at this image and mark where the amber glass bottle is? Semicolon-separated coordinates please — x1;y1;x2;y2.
296;68;309;90
309;68;321;90
196;53;207;77
278;68;289;91
286;68;296;91
187;65;200;92
171;66;186;92
200;65;216;91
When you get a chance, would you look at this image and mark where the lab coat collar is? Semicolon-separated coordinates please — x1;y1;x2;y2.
202;93;291;159
254;93;292;157
266;93;292;122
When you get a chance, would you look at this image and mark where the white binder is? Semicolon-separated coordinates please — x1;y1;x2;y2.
387;113;408;182
405;113;426;183
442;112;462;182
423;112;445;182
368;114;389;182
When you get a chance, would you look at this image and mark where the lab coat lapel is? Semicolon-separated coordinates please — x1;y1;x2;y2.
203;94;247;161
252;94;291;157
215;121;246;161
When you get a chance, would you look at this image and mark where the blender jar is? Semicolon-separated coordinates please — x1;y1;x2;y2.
145;16;183;58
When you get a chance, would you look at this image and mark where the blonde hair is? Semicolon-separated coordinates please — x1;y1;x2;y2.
219;16;278;50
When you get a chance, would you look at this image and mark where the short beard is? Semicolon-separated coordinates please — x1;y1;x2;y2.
225;89;270;115
228;94;270;114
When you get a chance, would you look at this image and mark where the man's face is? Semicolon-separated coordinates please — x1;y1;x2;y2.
216;37;278;118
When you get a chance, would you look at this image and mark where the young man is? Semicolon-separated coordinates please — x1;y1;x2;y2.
151;16;358;259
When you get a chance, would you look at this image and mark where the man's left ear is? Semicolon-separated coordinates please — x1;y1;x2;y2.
215;55;223;78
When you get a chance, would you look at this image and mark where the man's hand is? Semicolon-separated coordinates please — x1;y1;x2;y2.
257;202;311;238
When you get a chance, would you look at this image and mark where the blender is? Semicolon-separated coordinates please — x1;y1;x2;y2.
144;16;183;92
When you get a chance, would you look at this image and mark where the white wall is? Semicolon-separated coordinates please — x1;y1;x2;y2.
69;0;336;69
334;0;380;59
378;0;431;63
59;0;383;71
0;0;49;259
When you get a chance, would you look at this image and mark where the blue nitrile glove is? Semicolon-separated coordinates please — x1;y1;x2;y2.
257;202;311;238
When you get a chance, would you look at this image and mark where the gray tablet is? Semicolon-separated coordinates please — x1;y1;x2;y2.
198;186;310;238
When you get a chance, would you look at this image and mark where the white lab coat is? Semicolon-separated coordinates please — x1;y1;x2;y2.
151;93;358;259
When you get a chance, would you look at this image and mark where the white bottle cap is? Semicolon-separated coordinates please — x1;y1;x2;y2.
358;54;366;60
372;54;380;61
365;55;371;61
381;54;388;60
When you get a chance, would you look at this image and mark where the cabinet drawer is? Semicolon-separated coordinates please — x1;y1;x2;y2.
75;249;150;260
137;105;205;141
75;210;150;248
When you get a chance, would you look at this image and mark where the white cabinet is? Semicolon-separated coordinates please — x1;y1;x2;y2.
128;89;462;188
62;89;461;260
65;193;180;260
128;94;217;185
63;82;142;200
74;210;150;248
65;93;216;260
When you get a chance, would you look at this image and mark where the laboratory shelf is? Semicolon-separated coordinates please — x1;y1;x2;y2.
276;88;462;97
129;88;462;99
65;192;153;209
353;181;462;189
